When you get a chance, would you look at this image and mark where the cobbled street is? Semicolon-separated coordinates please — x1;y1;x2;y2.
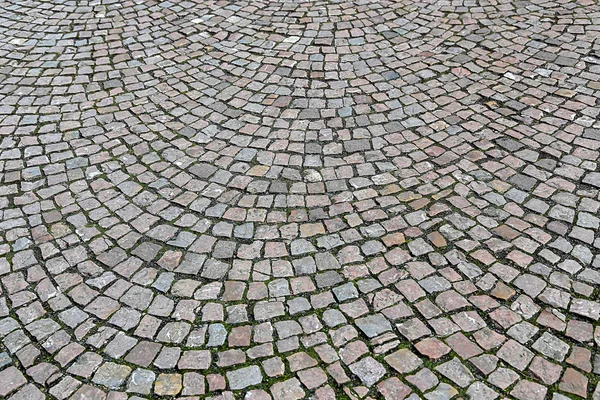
0;0;600;399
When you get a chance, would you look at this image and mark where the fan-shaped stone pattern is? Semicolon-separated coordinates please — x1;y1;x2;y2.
0;0;599;398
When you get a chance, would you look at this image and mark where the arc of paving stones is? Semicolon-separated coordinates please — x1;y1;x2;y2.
1;0;600;399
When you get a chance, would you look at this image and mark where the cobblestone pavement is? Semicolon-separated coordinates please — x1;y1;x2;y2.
0;0;600;399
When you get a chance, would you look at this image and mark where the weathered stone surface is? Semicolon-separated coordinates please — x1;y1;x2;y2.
226;365;263;390
1;1;599;398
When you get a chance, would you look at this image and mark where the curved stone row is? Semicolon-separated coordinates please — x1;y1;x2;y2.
0;0;599;399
